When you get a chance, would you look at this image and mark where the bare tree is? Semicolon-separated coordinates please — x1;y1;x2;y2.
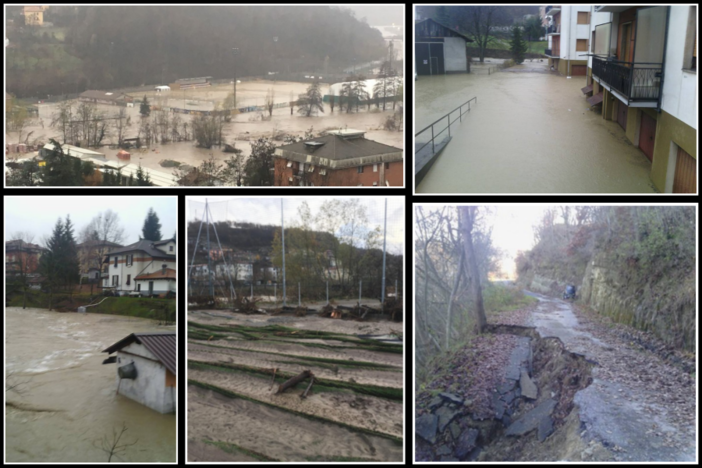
265;88;275;118
79;210;125;292
8;106;31;144
457;206;487;334
453;6;507;63
93;423;138;462
112;107;132;147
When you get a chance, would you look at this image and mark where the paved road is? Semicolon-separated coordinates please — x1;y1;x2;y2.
524;291;695;461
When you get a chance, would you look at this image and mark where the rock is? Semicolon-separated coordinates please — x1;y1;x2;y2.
454;428;479;459
436;444;452;456
416;414;438;444
435;406;461;433
449;421;462;440
440;456;459;462
497;379;517;394
520;370;538;400
439;392;464;405
505;399;557;437
502;389;516;405
492;392;506;419
428;396;443;410
467;447;482;461
538;416;554;441
502;414;512;427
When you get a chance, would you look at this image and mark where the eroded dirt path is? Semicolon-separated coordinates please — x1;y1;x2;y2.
525;292;696;461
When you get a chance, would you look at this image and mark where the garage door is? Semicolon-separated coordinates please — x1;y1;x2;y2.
571;65;586;76
415;43;444;76
617;101;628;131
639;112;656;162
673;146;696;193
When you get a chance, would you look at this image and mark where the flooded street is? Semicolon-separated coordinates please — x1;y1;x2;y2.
5;307;176;462
415;61;656;193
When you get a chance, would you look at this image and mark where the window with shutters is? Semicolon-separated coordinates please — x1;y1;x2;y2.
577;12;589;25
576;39;587;51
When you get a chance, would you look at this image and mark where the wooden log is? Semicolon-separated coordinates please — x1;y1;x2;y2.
300;376;315;399
275;370;312;394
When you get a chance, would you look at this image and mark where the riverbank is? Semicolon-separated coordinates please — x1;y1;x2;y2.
7;291;175;321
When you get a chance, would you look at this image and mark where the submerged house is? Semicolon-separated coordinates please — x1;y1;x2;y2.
103;332;176;414
102;239;176;296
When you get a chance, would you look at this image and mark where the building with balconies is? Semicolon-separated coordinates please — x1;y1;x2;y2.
590;5;696;193
545;5;591;76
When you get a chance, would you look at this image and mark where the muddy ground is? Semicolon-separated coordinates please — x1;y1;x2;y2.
187;308;404;462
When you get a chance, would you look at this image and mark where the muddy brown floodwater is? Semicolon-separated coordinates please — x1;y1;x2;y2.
415;60;656;193
5;307;176;463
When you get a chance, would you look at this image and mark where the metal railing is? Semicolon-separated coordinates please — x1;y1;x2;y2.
545;48;553;56
592;56;662;101
415;97;477;156
546;24;560;34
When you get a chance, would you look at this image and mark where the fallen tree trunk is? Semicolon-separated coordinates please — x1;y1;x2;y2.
300;376;315;399
275;370;313;394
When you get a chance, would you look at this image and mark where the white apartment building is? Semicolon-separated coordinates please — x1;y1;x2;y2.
545;5;592;76
588;5;696;193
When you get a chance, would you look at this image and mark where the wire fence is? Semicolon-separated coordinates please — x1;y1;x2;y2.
187;197;404;310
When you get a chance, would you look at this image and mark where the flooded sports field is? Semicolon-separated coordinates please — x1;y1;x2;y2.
187;307;404;462
415;60;656;193
5;307;176;463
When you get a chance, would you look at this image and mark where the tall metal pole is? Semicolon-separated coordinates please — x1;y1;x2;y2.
206;199;214;300
298;282;301;307
359;280;362;306
281;198;286;306
232;48;239;112
326;280;329;306
381;198;387;312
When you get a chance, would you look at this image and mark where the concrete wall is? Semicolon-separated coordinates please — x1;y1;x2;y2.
116;343;175;414
444;37;467;73
661;6;697;130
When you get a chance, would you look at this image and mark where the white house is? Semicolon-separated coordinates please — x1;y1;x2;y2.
102;332;176;414
102;239;176;296
214;262;253;282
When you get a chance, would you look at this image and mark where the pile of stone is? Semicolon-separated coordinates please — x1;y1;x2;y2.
416;335;557;461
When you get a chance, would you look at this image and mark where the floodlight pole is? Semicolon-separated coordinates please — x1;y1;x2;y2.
381;198;387;313
206;199;214;300
281;198;286;307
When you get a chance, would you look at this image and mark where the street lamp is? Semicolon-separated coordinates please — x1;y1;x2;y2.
232;47;240;110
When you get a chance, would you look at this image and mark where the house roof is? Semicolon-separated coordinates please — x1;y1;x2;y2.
135;268;176;280
415;18;474;43
80;90;127;101
154;239;174;246
78;239;123;249
23;6;45;13
103;332;176;374
103;239;176;261
274;134;403;169
6;239;45;251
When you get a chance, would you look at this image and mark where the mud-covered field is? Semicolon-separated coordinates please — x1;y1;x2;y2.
187;309;404;462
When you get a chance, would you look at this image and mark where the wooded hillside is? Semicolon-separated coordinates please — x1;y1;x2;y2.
6;5;387;98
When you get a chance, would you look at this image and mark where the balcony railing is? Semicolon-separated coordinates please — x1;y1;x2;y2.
545;48;553;56
545;5;553;15
592;56;662;101
546;24;560;34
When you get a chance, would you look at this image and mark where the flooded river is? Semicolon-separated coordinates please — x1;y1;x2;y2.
5;308;176;462
415;60;656;193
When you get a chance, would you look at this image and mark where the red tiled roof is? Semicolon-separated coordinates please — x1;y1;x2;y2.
103;332;176;375
135;268;176;280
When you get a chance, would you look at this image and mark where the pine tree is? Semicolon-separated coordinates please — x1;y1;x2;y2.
39;218;64;310
141;208;163;241
510;24;528;64
436;6;451;27
61;215;80;292
140;96;151;117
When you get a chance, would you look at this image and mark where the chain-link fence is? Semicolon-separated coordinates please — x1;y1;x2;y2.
187;197;403;312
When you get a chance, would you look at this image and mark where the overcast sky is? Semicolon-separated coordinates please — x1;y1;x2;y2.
187;197;404;255
342;5;403;26
4;196;177;246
